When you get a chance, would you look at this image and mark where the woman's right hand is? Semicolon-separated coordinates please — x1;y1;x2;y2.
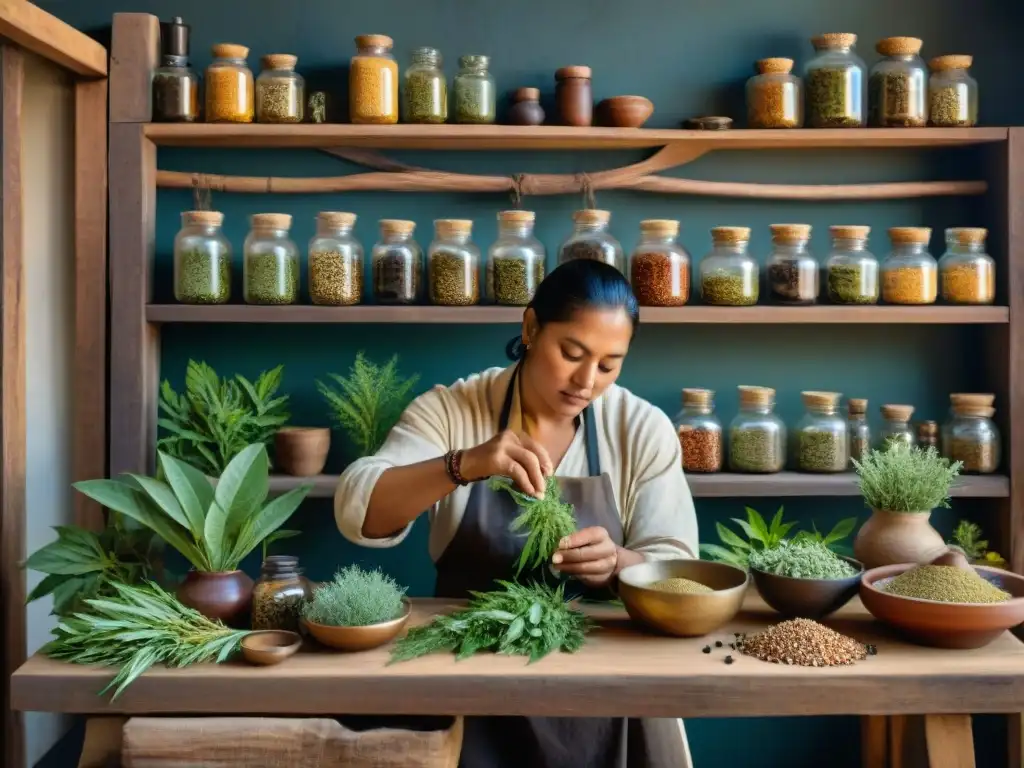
460;430;554;498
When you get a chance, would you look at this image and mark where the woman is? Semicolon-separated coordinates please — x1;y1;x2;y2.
335;258;698;768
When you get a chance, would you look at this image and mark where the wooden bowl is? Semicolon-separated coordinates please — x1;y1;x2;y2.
617;559;749;637
240;630;301;666
597;95;654;128
860;563;1024;649
275;427;330;477
302;599;411;652
752;556;864;619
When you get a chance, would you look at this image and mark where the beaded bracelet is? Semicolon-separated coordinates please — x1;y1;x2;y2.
444;449;469;486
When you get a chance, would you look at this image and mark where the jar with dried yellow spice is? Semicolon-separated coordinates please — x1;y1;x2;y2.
205;43;254;123
939;227;995;305
881;227;937;305
256;54;305;123
350;34;399;125
746;57;803;129
308;212;363;306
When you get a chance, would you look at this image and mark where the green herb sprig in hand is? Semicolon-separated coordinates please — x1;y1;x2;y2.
853;444;962;513
303;565;407;627
488;475;576;576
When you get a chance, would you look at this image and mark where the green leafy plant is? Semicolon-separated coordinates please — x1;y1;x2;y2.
853;444;962;512
41;580;249;700
317;352;419;458
302;565;407;627
72;444;312;573
949;519;1007;566
488;475;577;577
158;360;290;476
791;517;858;556
700;506;796;568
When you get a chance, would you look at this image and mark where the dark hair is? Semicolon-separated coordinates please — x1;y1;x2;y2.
505;259;640;361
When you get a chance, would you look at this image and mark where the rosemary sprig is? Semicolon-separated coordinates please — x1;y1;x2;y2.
489;475;577;576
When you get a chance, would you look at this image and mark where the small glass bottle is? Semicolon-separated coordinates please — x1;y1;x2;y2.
881;227;937;305
558;210;625;274
766;223;818;305
630;219;690;307
308;211;363;306
555;66;593;127
928;55;977;127
173;210;232;304
729;385;786;474
255;54;304;123
847;398;871;466
794;391;848;473
673;388;723;473
243;213;299;305
402;47;447;124
700;227;758;306
746;57;802;129
205;43;254;123
350;34;399;125
251;555;311;632
805;33;866;128
373;219;422;305
152;17;199;123
487;210;546;306
825;225;879;305
942;394;1000;474
917;420;939;452
869;36;928;127
453;55;496;125
878;404;916;450
939;227;995;305
429;219;480;306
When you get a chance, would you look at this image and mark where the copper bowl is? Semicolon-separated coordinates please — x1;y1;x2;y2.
860;563;1024;649
752;556;864;619
241;630;302;666
597;95;654;128
302;599;412;652
617;559;749;637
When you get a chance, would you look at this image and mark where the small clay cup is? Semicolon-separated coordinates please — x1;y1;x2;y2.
597;95;654;128
275;427;330;477
751;556;864;619
241;630;302;666
303;599;412;652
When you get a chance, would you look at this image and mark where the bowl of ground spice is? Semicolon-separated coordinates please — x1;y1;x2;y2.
749;541;864;619
860;562;1024;649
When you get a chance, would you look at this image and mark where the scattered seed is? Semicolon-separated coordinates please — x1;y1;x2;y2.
715;640;723;648
702;645;711;654
725;655;735;664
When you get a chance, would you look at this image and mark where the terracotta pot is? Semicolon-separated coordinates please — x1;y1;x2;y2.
275;427;330;477
177;570;255;625
853;508;947;569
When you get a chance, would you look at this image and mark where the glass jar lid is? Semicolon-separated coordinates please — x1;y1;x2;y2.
756;57;794;75
830;225;871;241
640;219;680;237
251;213;292;230
880;403;915;422
498;210;536;224
212;43;249;60
355;34;394;50
929;54;972;72
711;226;751;244
459;54;489;70
770;223;811;244
848;397;868;415
513;87;540;102
682;387;714;407
556;65;592;80
950;392;995;409
262;53;298;70
888;226;931;245
573;209;611;226
380;218;416;235
945;227;987;246
802;390;841;409
812;32;858;51
435;218;473;237
875;36;922;57
738;385;775;406
182;210;224;227
318;211;356;228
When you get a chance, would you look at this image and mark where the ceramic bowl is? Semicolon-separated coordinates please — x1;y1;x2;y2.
302;599;412;652
860;563;1024;649
751;556;864;619
597;95;654;128
617;559;749;637
274;426;330;477
240;630;302;666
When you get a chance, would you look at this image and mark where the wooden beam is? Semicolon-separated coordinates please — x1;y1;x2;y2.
1006;128;1024;576
0;0;106;77
109;13;158;123
923;715;975;768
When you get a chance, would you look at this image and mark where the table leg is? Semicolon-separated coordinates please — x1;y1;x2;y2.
1009;713;1022;768
77;716;126;768
923;714;975;768
862;716;888;768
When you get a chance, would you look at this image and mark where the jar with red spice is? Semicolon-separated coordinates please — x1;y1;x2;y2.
673;388;723;473
555;66;592;126
629;219;690;306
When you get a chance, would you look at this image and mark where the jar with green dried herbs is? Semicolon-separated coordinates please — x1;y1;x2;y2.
942;394;1000;474
243;213;299;305
869;37;927;127
673;388;723;473
928;55;977;127
847;398;870;466
746;57;803;128
729;385;786;473
878;404;916;450
372;219;422;305
766;223;818;305
255;54;304;123
308;211;363;306
453;55;495;124
558;209;625;274
825;225;878;304
486;210;545;306
699;227;758;306
173;210;232;304
429;219;480;306
630;219;690;307
252;555;311;632
794;391;847;473
804;33;865;128
402;47;447;124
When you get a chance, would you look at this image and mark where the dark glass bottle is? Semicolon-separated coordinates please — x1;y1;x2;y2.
152;17;200;123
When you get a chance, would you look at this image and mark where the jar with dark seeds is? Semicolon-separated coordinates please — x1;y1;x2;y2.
372;219;422;304
428;219;480;306
308;211;363;306
766;223;817;305
558;209;625;274
251;555;311;632
173;210;232;304
244;213;299;305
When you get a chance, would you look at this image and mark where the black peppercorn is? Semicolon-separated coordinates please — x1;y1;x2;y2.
725;655;735;665
702;645;711;654
715;640;723;647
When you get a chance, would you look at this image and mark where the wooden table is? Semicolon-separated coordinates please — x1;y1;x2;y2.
12;595;1024;767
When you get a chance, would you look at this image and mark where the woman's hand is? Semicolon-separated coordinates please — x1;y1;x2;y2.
551;527;619;587
460;429;554;498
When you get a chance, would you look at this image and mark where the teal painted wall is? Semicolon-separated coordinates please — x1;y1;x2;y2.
42;0;1019;765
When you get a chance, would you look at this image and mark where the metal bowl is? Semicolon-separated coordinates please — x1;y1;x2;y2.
302;599;411;652
752;556;864;619
617;559;750;637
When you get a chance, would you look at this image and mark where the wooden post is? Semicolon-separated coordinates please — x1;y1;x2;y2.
1005;128;1024;576
109;13;159;124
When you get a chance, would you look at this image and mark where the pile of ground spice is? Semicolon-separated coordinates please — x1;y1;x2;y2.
648;577;712;595
881;565;1010;604
739;618;869;667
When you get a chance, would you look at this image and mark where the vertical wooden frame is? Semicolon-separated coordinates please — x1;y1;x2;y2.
1006;128;1024;576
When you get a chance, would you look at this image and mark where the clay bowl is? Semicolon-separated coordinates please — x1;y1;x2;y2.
241;630;302;666
274;427;330;477
302;599;412;652
751;556;864;619
597;95;654;128
860;563;1024;649
617;559;749;637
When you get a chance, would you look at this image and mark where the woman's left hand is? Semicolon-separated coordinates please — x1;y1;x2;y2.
551;527;618;587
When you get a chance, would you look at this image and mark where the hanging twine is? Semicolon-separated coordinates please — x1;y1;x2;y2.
191;174;213;210
509;173;525;208
576;172;596;209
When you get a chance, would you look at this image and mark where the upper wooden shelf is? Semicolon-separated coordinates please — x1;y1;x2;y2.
142;124;1009;151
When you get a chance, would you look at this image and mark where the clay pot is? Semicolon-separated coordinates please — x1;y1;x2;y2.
177;570;255;625
853;508;947;569
597;95;654;128
275;427;330;477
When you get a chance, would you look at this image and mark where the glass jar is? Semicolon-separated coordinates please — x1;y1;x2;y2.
402;47;447;124
804;33;866;128
729;386;786;473
255;54;304;123
630;219;690;307
881;227;937;305
825;225;879;304
308;212;363;306
766;223;818;305
746;57;802;129
350;34;399;125
700;227;758;306
869;36;927;127
373;220;422;305
917;420;939;452
942;394;1000;473
555;65;593;127
429;219;480;306
508;87;545;126
558;210;625;273
939;227;995;305
251;555;311;632
453;55;496;124
928;55;977;127
152;17;199;122
794;391;847;473
847;398;870;466
173;210;232;304
243;213;299;305
673;388;723;473
878;404;916;450
205;43;254;123
487;210;545;306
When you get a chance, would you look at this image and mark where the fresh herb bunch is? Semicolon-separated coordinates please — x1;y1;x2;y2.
488;475;576;576
748;540;858;580
700;506;796;568
389;581;591;664
950;520;987;560
317;352;420;459
158;360;290;476
853;444;962;513
302;565;407;627
42;580;249;700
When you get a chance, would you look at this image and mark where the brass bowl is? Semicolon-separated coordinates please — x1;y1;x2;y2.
240;630;301;666
618;559;749;637
302;599;412;652
752;556;864;619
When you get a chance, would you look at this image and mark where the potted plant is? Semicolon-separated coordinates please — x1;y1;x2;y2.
852;444;962;569
73;443;313;624
301;565;410;651
949;520;1009;570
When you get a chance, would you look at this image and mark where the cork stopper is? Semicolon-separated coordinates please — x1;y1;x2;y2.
848;398;868;415
212;43;249;59
640;219;680;236
182;210;224;227
770;223;812;243
802;391;841;408
830;225;871;240
434;218;473;237
380;219;416;235
250;213;292;230
946;227;987;245
556;66;592;80
930;54;972;72
738;385;775;406
262;54;298;70
888;226;931;245
876;37;923;57
682;388;714;407
711;226;751;244
355;34;393;50
950;393;995;408
812;33;858;50
756;57;794;75
881;404;915;422
513;87;540;102
317;211;356;228
498;210;536;224
573;209;611;226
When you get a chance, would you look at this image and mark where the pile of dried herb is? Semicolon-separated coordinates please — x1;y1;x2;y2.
489;475;576;576
748;540;858;580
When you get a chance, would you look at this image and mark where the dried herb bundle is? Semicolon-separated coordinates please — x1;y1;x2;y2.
488;475;576;576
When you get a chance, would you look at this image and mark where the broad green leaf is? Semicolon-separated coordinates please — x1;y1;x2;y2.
158;452;213;538
745;507;771;542
127;474;193;534
700;543;747;566
824;517;857;546
51;577;89;613
715;522;750;552
214;443;269;538
23;545;103;575
203;500;230;572
227;485;311;567
729;517;761;544
768;506;785;538
26;573;67;603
